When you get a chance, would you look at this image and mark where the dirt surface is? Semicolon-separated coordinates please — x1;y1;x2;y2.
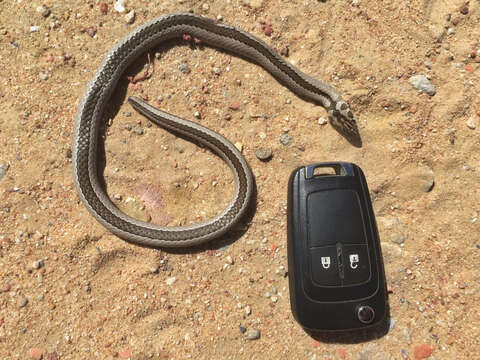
1;0;479;359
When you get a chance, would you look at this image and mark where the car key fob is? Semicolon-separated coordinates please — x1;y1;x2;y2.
287;162;387;331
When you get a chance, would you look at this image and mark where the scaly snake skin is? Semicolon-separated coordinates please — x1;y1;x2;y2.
73;13;359;248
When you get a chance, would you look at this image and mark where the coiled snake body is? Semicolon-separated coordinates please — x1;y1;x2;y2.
73;13;359;248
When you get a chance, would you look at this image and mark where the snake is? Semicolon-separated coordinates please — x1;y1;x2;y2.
73;13;360;248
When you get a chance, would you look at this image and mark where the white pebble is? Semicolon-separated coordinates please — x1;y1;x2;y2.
114;0;125;12
245;305;252;315
125;10;135;24
30;26;39;32
318;117;327;125
466;117;476;130
166;277;176;286
226;255;234;265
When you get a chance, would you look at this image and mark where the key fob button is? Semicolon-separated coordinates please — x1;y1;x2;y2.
310;246;341;286
307;190;368;247
343;244;371;285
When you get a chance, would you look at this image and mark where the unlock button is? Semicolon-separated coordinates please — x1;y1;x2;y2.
310;246;341;286
343;244;371;285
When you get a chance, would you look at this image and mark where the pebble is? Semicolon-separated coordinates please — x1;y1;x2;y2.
0;162;8;181
36;5;50;17
390;233;405;244
125;10;135;24
194;111;201;119
30;26;39;32
2;282;11;292
114;0;126;12
388;318;396;332
123;111;132;117
226;255;234;265
124;124;132;131
255;148;273;161
99;2;108;14
134;126;144;135
39;72;48;81
213;67;221;75
466;117;476;129
31;260;44;270
318;117;327;125
280;133;293;146
234;142;243;152
413;344;434;359
149;265;159;274
408;75;435;96
29;348;43;360
178;62;191;74
166;277;176;285
202;3;210;11
18;296;28;308
239;325;247;333
230;102;241;110
246;329;261;340
245;305;252;315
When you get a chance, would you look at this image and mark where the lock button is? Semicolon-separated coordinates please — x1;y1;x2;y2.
343;244;371;285
310;246;341;286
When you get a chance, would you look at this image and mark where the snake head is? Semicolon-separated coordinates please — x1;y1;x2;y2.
328;100;362;147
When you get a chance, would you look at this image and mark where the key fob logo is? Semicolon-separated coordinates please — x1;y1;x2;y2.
349;254;359;269
321;257;331;269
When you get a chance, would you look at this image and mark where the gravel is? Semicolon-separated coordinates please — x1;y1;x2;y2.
134;126;144;135
0;162;8;181
18;296;28;308
166;277;176;286
246;329;261;340
390;233;405;244
178;62;191;74
239;325;247;333
39;72;48;81
125;10;135;24
466;117;476;129
36;5;50;17
255;148;273;161
408;74;435;96
114;0;125;12
318;117;327;125
280;133;293;146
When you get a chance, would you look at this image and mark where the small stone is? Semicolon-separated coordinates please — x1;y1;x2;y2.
36;5;50;17
245;305;252;315
271;296;278;303
280;133;293;146
202;3;210;11
39;73;48;81
318;117;327;125
46;352;59;360
166;277;176;285
99;2;108;14
234;142;243;152
466;117;476;129
125;10;135;24
119;348;132;359
124;124;132;131
2;282;11;292
114;194;122;200
134;126;144;135
114;0;125;12
29;347;43;360
246;329;260;340
390;233;405;244
149;265;159;274
408;75;435;96
446;28;455;35
30;26;39;32
413;344;434;359
194;111;201;119
230;102;241;110
459;3;468;15
255;148;273;161
178;62;191;74
18;296;28;308
226;255;234;265
31;260;42;270
239;325;247;333
213;67;221;75
124;111;132;117
0;162;8;181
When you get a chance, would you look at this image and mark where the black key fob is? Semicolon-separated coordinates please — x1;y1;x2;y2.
287;162;387;331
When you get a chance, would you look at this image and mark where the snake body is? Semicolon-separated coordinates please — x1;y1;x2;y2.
73;13;359;248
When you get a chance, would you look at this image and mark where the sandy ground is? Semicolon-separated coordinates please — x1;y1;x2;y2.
0;0;479;359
